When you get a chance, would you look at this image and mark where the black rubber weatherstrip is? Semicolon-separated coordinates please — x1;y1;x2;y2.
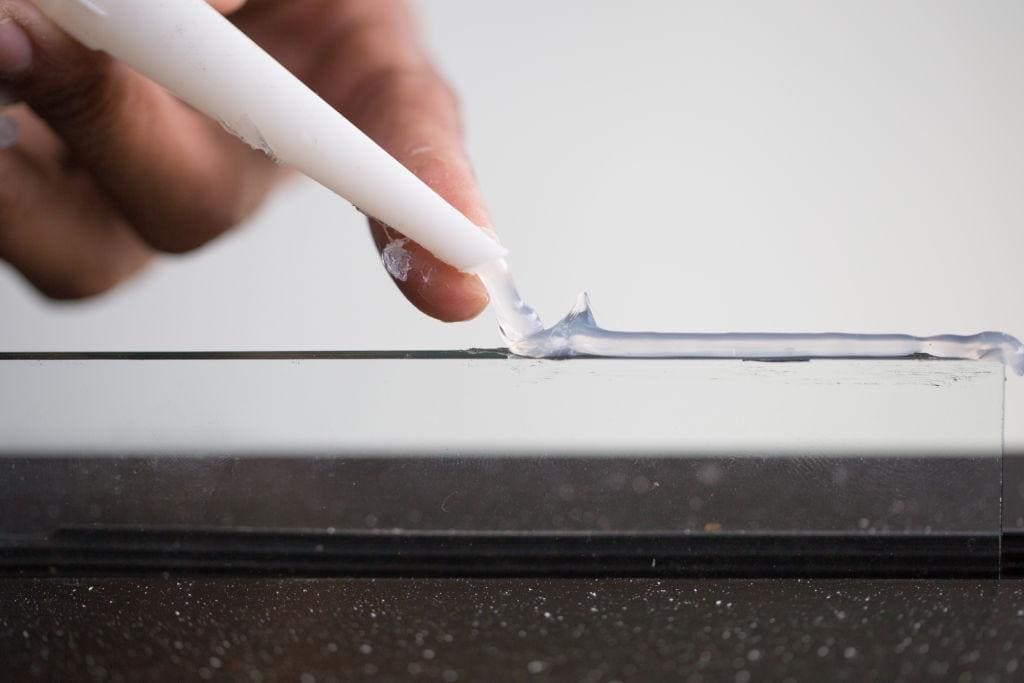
0;527;1001;578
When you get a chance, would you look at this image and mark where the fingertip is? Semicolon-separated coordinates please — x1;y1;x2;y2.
372;222;490;323
406;281;489;323
393;264;491;323
393;253;491;323
419;270;490;323
207;0;248;15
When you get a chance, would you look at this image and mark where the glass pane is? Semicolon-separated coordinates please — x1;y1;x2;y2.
0;354;1007;577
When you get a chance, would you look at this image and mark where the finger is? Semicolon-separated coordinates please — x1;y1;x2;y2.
0;0;278;253
0;107;152;299
351;51;491;320
1;102;61;164
365;130;492;323
239;0;492;322
338;2;491;322
361;73;492;323
0;81;16;104
208;0;248;13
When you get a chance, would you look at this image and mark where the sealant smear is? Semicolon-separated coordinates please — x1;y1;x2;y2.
219;114;279;162
472;259;544;342
475;259;1024;375
382;238;412;282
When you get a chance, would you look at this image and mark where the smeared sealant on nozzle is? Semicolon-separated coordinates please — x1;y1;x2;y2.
472;258;544;342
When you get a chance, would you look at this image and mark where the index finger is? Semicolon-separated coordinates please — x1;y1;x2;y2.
238;0;491;323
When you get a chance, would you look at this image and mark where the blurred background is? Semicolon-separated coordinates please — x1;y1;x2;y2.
1;0;1021;446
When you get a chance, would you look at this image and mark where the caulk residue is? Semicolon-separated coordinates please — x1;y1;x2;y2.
472;259;544;342
219;114;278;162
474;259;1024;375
382;239;413;282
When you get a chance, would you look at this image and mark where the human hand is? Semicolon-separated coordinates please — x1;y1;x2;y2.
0;0;490;321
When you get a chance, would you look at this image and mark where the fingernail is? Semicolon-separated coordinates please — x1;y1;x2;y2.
0;19;33;77
0;114;18;149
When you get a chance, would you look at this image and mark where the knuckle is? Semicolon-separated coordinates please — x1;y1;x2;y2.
137;221;220;255
430;72;461;110
0;158;30;252
39;275;112;300
135;186;247;254
347;65;460;122
402;149;456;187
35;262;125;300
29;61;123;136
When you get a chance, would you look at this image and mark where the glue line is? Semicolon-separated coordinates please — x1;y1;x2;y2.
474;259;1024;375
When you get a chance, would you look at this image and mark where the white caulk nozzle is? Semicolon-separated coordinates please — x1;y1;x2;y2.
31;0;508;272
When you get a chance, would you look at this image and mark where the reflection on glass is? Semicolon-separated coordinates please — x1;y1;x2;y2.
0;354;1008;576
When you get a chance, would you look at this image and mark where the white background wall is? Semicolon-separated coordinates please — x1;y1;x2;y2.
2;1;1022;447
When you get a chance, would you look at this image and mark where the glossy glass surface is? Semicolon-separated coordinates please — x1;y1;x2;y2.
0;354;1007;576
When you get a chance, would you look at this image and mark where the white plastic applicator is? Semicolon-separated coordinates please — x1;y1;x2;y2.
32;0;508;273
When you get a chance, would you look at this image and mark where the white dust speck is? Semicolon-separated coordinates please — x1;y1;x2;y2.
527;660;546;674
